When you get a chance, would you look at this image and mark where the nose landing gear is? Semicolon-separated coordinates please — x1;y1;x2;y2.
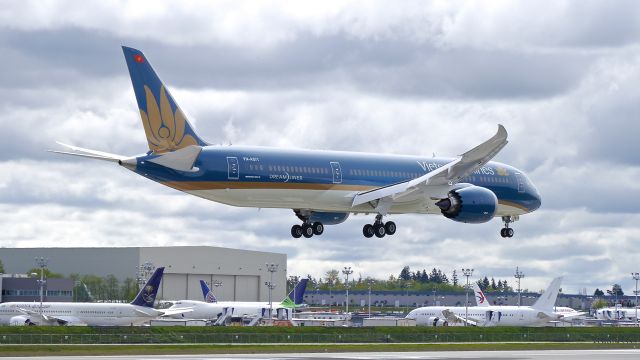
363;215;396;238
500;216;517;238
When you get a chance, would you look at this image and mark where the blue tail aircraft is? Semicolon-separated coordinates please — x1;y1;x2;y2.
52;46;541;238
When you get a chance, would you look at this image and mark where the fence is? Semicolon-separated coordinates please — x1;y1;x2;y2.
0;332;638;344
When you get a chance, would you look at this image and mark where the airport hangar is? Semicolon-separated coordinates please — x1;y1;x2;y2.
0;246;287;302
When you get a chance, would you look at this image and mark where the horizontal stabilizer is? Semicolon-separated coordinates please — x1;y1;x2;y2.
49;142;129;163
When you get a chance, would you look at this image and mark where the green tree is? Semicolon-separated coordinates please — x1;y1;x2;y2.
610;284;624;296
592;298;608;309
0;259;4;273
399;266;411;281
121;278;139;301
594;288;604;296
26;268;64;278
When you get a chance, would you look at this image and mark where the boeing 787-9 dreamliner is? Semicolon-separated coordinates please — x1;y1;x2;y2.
52;47;541;238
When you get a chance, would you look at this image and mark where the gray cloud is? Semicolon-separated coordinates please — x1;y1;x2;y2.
1;1;639;293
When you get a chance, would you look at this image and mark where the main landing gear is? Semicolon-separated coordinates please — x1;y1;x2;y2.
500;216;515;238
363;214;396;238
291;222;324;239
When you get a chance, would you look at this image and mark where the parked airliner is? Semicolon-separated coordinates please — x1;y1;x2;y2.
0;267;191;326
52;46;541;238
167;279;308;321
406;277;563;327
472;282;586;324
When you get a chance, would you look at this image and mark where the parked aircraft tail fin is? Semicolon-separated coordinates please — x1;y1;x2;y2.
280;279;309;308
122;46;208;154
199;280;218;303
531;277;563;312
472;283;490;307
131;267;164;308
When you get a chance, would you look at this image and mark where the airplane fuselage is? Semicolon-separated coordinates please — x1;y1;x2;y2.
130;145;541;217
0;302;159;326
407;305;556;327
168;300;283;320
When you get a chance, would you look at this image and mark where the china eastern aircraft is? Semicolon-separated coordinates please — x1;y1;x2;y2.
471;282;586;324
52;46;541;238
406;277;564;327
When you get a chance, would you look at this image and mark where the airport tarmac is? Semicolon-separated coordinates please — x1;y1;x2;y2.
6;349;640;360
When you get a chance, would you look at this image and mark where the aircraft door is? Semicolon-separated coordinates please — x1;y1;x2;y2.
515;173;525;193
227;157;239;180
330;162;342;184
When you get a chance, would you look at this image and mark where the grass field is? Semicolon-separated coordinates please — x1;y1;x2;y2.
0;342;639;357
0;325;638;345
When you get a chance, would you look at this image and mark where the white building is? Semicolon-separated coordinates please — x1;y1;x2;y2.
0;246;286;302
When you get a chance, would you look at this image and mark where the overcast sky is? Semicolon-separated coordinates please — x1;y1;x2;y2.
1;0;639;294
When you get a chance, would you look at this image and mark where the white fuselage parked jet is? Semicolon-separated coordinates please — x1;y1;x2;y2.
406;277;564;327
0;267;190;326
167;279;308;321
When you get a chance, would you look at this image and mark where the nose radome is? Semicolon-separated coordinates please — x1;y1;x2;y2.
530;186;542;212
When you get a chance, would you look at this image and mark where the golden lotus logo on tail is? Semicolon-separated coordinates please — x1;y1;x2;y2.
139;85;198;153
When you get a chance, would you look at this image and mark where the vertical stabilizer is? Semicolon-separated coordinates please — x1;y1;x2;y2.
122;46;207;153
472;283;490;307
531;277;563;312
280;279;309;308
199;280;217;303
131;267;164;308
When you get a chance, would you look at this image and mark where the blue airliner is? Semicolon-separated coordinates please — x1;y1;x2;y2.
52;47;541;239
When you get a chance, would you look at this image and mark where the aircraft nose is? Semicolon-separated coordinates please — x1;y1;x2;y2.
529;186;542;212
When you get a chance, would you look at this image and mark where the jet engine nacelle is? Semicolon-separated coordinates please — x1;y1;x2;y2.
427;317;448;327
9;315;33;326
435;185;497;224
308;211;349;225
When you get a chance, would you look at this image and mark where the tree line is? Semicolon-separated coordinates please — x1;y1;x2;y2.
287;266;515;294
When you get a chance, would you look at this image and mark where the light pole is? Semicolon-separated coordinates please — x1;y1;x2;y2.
404;282;412;314
367;279;374;318
514;267;525;307
342;266;353;313
328;279;334;311
265;263;278;324
432;284;438;306
314;283;320;306
34;257;49;319
632;273;639;326
462;268;474;326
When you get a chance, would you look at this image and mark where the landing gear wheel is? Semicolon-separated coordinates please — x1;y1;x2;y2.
302;223;314;238
374;223;386;238
500;228;506;238
363;224;374;238
507;228;514;237
291;225;303;238
384;221;396;235
312;222;324;236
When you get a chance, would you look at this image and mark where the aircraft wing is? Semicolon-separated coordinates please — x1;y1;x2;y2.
133;308;161;318
441;309;479;326
16;307;80;325
352;125;508;208
557;312;588;322
159;307;194;317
